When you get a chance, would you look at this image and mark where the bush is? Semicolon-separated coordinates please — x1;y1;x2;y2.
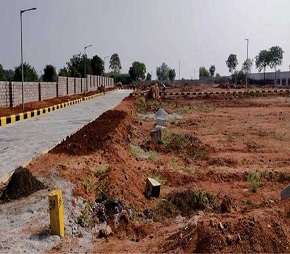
135;97;147;113
168;190;216;215
160;131;209;160
129;144;158;161
154;189;216;219
247;171;261;192
77;202;94;228
94;164;110;176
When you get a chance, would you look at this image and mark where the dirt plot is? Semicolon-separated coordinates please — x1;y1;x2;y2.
26;92;290;252
0;88;114;117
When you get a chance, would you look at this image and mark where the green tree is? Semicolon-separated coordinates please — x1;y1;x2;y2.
146;72;152;81
199;67;210;78
226;54;238;74
109;53;122;74
232;70;246;84
65;54;83;77
14;62;38;81
0;64;5;81
168;69;176;81
91;55;104;75
4;69;14;81
111;73;131;84
226;54;238;84
43;65;57;82
269;46;284;84
59;67;69;76
63;54;92;77
242;59;253;73
209;65;216;77
255;50;271;84
129;61;146;81
156;63;170;82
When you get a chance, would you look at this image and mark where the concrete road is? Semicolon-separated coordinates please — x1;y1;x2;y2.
0;90;131;178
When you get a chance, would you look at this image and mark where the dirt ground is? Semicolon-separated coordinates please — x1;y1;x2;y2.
0;88;115;117
161;83;277;94
8;89;290;252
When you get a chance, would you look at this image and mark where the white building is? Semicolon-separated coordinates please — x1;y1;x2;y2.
248;71;290;86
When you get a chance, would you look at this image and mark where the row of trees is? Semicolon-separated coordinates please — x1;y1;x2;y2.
225;46;284;84
0;53;123;82
1;53;179;84
114;62;177;84
0;63;39;82
156;63;176;82
199;65;217;78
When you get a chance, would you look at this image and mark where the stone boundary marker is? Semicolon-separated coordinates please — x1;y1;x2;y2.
132;89;290;98
0;92;104;128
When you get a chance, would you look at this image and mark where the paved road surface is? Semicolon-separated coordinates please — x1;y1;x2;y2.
0;90;131;177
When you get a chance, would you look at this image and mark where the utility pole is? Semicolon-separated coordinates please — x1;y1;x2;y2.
20;7;37;111
245;38;249;89
84;44;93;93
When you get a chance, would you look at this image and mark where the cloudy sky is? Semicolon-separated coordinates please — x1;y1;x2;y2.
1;0;290;78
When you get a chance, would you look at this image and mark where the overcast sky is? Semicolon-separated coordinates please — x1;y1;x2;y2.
1;0;290;78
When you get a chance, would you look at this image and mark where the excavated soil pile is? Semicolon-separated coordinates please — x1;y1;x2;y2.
160;212;290;253
0;167;45;201
195;213;290;253
51;98;133;155
48;97;147;208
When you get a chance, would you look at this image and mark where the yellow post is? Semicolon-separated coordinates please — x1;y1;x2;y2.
48;189;64;237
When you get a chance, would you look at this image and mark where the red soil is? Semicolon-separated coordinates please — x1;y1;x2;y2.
27;92;290;253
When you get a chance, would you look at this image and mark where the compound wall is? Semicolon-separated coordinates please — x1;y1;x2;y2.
0;75;114;107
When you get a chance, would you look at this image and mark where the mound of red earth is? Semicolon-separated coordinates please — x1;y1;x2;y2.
49;97;148;209
195;212;290;253
51;97;134;156
160;210;290;253
0;167;45;201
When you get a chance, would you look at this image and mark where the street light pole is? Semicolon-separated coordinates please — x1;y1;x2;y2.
84;44;93;93
20;7;37;111
245;38;249;89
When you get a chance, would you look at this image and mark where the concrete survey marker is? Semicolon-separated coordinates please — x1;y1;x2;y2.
150;127;162;144
281;184;290;200
0;90;131;178
145;177;161;198
155;108;168;126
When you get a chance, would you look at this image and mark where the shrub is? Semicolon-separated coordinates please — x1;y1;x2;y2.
247;171;261;193
94;164;110;176
154;199;178;221
77;202;94;228
129;144;159;161
161;131;209;160
154;189;216;219
83;175;96;193
168;190;216;215
136;97;147;113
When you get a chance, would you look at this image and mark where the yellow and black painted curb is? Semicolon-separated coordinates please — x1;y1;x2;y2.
0;92;103;128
